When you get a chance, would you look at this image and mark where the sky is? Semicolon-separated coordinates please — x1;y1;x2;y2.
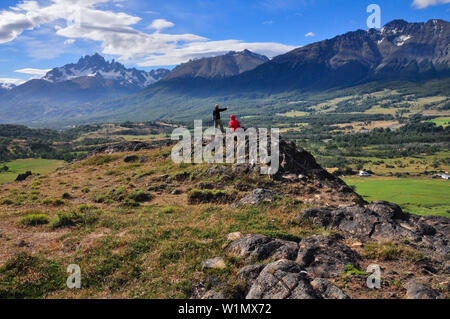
0;0;449;85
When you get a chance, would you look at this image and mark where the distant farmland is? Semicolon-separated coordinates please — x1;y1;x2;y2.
0;159;64;184
344;177;450;217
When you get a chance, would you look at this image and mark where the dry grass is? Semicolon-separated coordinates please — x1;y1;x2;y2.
0;145;442;299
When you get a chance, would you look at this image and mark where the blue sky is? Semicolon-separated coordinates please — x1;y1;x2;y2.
0;0;449;85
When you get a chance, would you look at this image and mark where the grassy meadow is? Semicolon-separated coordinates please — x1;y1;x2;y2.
0;159;65;185
429;117;450;128
344;177;450;217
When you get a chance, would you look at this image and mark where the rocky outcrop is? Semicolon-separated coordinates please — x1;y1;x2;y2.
405;280;442;299
123;155;139;163
226;234;299;262
245;259;348;299
310;278;349;299
232;189;276;208
222;199;450;300
224;233;358;299
296;235;360;278
226;233;360;279
202;257;226;270
92;140;173;156
297;201;449;257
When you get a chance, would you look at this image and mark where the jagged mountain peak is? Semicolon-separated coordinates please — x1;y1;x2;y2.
226;49;270;61
165;49;269;80
382;19;410;32
42;53;170;88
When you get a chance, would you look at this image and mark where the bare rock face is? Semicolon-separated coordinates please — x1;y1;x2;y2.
232;189;276;208
226;233;357;298
310;278;349;299
227;232;244;241
237;264;266;292
123;155;139;163
405;280;442;299
245;259;347;299
246;260;317;299
226;234;299;261
202;257;226;270
297;201;449;257
296;235;361;278
202;290;224;299
91;140;172;156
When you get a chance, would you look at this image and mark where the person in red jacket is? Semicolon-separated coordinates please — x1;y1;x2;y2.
229;115;241;132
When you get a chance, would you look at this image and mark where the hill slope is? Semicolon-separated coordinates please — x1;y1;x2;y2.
0;137;448;299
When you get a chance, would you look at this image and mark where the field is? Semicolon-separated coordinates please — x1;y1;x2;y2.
429;117;450;128
0;159;65;185
118;134;169;141
343;177;450;217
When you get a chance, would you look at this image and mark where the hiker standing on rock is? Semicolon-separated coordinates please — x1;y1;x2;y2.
213;104;228;133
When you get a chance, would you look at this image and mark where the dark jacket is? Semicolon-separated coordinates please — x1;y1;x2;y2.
213;108;227;120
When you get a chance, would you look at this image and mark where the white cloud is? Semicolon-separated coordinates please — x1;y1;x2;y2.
0;0;297;67
64;39;75;45
305;32;315;37
14;68;51;76
0;77;25;85
412;0;450;8
148;19;174;31
137;40;295;67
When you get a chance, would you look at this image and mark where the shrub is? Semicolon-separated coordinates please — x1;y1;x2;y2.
110;186;128;201
62;192;71;199
128;190;152;203
19;214;49;226
94;194;107;203
160;206;178;214
343;264;369;276
0;198;13;205
120;198;140;208
51;205;102;228
83;155;120;166
0;252;65;298
188;189;231;204
363;242;404;261
42;198;65;206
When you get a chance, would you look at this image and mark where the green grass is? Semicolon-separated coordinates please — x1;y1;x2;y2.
0;159;64;185
18;214;50;226
428;117;450;128
0;252;65;298
344;177;450;217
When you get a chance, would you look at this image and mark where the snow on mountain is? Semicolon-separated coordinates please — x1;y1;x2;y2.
42;53;170;88
0;82;16;90
394;35;412;46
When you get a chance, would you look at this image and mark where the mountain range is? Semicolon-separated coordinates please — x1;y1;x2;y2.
165;49;269;80
0;19;448;127
155;19;449;93
0;54;170;106
42;53;169;88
